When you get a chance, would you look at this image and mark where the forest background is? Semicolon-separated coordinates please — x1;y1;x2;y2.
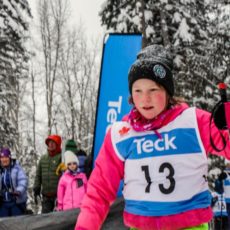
0;0;229;212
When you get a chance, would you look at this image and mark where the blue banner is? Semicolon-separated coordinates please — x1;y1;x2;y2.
92;34;142;163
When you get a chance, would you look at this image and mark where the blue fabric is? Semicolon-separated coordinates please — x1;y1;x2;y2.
224;180;230;186
214;179;224;194
1;168;14;201
215;211;228;216
0;162;28;204
116;128;202;160
125;190;211;216
0;201;25;217
77;155;86;173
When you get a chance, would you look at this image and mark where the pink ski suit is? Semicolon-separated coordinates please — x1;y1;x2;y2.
75;104;230;230
57;171;87;211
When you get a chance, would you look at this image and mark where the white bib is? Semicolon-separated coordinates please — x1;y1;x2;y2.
111;107;210;216
212;192;227;216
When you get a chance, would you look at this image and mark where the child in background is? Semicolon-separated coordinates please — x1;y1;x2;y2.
56;139;78;176
211;191;228;230
75;45;230;230
57;151;87;211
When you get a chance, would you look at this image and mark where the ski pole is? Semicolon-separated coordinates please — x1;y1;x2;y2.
218;82;227;102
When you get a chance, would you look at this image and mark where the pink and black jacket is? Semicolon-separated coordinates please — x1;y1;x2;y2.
57;171;87;211
76;104;230;230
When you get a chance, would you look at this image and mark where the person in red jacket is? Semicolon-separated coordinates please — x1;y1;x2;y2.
33;135;62;213
56;151;87;211
75;45;230;230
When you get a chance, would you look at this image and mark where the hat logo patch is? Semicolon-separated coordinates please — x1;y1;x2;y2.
153;64;166;78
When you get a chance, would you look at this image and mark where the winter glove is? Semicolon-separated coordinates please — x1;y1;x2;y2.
212;83;229;130
225;102;230;129
11;191;21;197
210;99;229;152
33;187;41;205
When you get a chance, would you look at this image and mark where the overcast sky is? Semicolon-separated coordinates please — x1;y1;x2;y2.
28;0;106;38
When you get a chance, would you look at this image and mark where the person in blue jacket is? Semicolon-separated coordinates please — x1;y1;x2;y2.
0;148;28;217
211;191;228;230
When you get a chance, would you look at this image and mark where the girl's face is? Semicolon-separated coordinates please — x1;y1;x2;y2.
132;79;168;120
67;162;78;171
0;157;10;167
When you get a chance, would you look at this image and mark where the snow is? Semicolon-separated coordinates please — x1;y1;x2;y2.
144;10;153;21
132;15;141;26
174;54;184;68
145;25;154;38
209;167;221;179
175;18;194;43
173;12;181;24
165;4;173;11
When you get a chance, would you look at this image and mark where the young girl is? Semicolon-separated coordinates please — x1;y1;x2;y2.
57;151;87;211
75;45;230;230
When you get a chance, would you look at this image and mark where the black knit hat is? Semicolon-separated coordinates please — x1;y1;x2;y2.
128;45;174;96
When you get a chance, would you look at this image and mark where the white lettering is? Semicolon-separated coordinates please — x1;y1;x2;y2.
107;108;117;123
105;96;123;133
155;138;164;151
133;134;177;154
133;138;145;154
165;134;177;150
108;96;122;113
142;140;154;153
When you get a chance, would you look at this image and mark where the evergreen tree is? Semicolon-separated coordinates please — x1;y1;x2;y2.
0;0;31;150
99;0;230;110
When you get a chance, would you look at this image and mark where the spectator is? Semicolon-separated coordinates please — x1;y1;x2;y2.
33;135;62;213
76;149;87;173
56;151;87;211
65;139;87;173
55;139;79;176
222;162;230;227
0;148;28;217
211;191;228;230
65;139;78;154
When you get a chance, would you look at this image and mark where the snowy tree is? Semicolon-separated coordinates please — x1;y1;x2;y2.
0;0;32;152
33;0;99;152
99;0;230;110
52;25;99;151
37;0;70;135
200;1;230;186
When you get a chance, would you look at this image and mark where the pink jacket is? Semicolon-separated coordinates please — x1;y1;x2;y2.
75;104;230;230
57;171;87;211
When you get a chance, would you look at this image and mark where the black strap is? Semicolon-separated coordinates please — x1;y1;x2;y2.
209;101;227;152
